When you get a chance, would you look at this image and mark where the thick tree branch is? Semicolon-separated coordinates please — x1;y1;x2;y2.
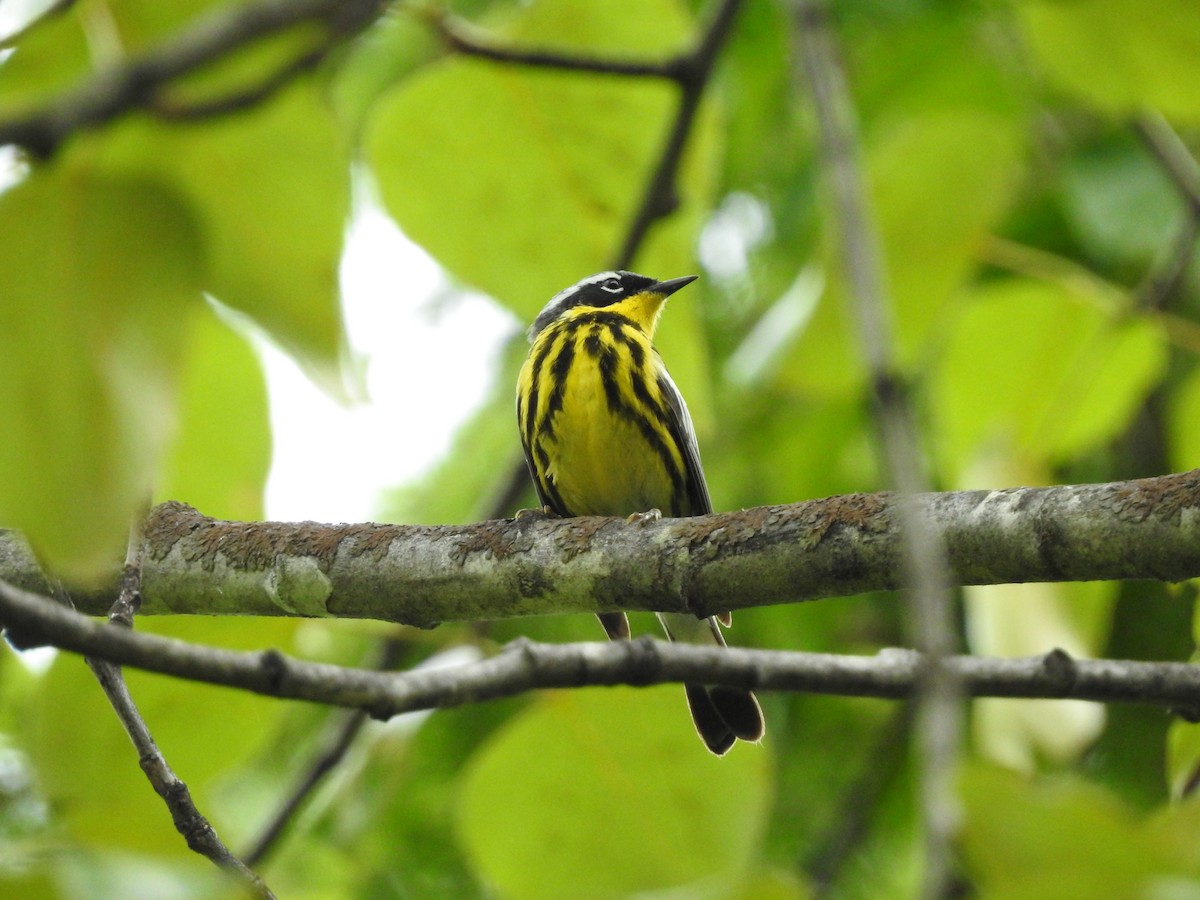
1;473;1198;623
4;578;1200;717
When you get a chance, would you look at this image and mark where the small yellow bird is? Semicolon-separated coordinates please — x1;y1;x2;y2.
516;271;764;754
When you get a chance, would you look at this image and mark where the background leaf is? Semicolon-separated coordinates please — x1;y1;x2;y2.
3;0;1200;894
156;303;271;521
458;685;771;899
1016;0;1200;122
0;169;201;579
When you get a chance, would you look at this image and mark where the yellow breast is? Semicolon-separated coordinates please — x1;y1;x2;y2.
549;356;676;516
518;310;686;518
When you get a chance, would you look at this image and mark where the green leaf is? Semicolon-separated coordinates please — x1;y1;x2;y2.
962;766;1200;897
932;279;1166;475
1060;135;1186;267
155;303;271;521
719;1;810;201
1167;714;1200;802
104;0;231;50
327;13;443;138
458;685;771;899
21;618;299;854
1168;365;1200;473
1016;0;1200;122
0;7;93;112
330;698;519;898
383;336;528;525
781;110;1023;397
0;169;202;579
967;578;1113;771
160;84;350;377
76;80;352;381
365;0;706;318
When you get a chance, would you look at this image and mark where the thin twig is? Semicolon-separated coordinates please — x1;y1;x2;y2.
1134;216;1200;313
613;0;744;267
0;0;383;157
1133;113;1200;312
81;517;275;898
981;235;1124;311
242;637;408;866
982;235;1200;352
422;6;680;79
808;702;915;895
1135;111;1200;217
149;40;335;121
5;583;1200;716
793;3;962;896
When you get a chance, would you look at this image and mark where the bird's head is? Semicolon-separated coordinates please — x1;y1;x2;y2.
528;271;698;341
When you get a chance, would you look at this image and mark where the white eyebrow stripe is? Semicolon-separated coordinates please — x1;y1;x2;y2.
544;270;622;311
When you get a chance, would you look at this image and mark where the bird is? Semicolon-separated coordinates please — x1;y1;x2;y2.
516;270;765;754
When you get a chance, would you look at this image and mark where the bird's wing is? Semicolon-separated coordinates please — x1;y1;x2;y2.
656;364;712;517
657;364;734;626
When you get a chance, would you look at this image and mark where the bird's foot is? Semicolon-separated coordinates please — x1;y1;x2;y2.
626;508;662;526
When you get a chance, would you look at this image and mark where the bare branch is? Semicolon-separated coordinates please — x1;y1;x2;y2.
4;579;1200;717
423;7;679;79
149;39;334;122
80;517;274;897
0;0;383;157
1;473;1198;623
808;703;914;894
423;0;746;269
1136;111;1200;218
85;654;275;897
241;637;408;866
794;3;961;893
1133;112;1200;312
613;0;744;267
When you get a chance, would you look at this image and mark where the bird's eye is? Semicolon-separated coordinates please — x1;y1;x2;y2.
600;278;622;293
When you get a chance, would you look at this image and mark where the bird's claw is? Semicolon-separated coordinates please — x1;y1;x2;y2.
515;505;557;520
626;508;662;526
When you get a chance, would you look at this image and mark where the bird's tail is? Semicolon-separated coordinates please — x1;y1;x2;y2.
657;612;765;755
596;611;631;640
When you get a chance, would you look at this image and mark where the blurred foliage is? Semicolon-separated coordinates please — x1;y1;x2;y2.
2;0;1200;896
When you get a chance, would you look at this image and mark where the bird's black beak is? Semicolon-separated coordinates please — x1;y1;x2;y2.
654;275;699;297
